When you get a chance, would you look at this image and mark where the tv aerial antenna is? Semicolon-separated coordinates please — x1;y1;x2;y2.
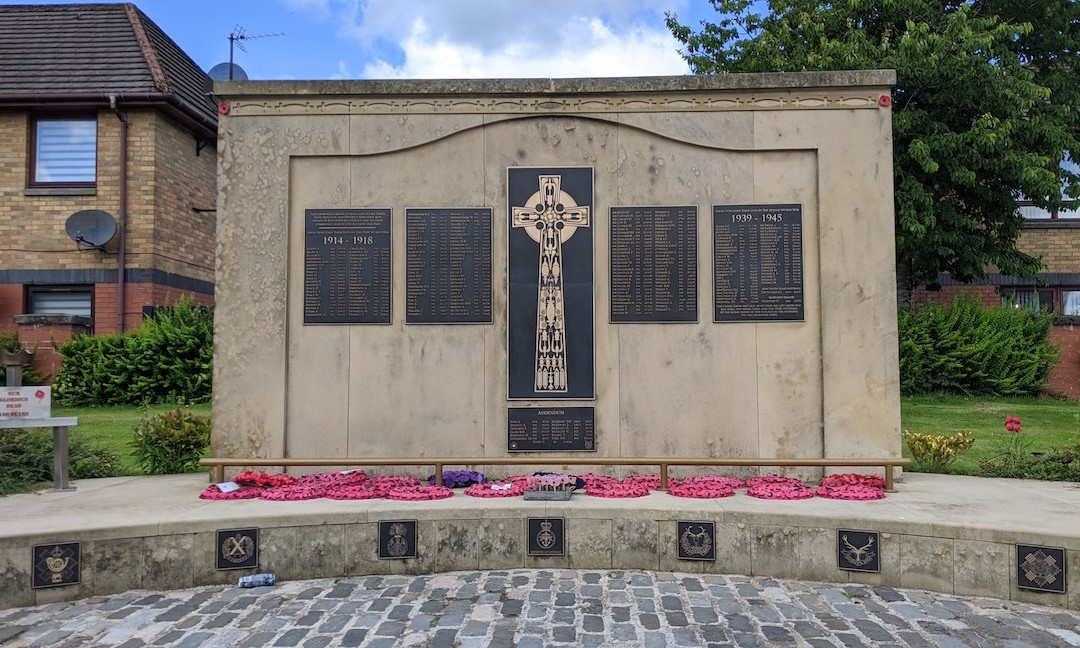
227;25;283;79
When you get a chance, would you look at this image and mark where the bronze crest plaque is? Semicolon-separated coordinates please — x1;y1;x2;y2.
405;208;493;324
837;529;880;573
677;521;716;561
379;520;418;560
216;528;259;571
527;517;565;556
1017;544;1066;593
32;542;80;588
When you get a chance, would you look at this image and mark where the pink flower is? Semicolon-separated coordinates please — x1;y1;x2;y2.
1004;416;1023;434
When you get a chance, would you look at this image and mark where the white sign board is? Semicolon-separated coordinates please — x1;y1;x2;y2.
0;386;51;420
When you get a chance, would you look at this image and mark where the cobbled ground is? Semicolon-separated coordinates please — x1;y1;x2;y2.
2;570;1080;647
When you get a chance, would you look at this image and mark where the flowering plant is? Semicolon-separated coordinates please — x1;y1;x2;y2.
1003;415;1031;463
526;474;577;492
903;429;974;473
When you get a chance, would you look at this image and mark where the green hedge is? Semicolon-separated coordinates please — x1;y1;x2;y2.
54;299;213;406
898;296;1058;396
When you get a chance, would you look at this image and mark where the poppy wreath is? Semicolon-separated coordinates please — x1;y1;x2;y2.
746;476;815;500
429;470;485;488
580;473;617;489
464;481;526;498
259;483;328;501
681;475;745;490
585;479;651;498
198;484;264;500
819;473;885;489
297;470;369;488
624;474;662;490
387;485;454;501
232;470;298;488
503;474;532;487
324;484;383;500
668;479;735;499
364;475;422;497
815;484;886;500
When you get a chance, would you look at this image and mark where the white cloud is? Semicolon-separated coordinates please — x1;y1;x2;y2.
285;0;690;79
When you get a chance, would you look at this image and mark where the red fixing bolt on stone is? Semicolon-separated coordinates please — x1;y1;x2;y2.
218;102;231;115
878;95;892;108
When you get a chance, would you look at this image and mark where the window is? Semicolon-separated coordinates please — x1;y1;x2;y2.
1020;157;1079;220
1000;288;1053;312
30;116;97;186
1064;291;1080;316
28;286;92;318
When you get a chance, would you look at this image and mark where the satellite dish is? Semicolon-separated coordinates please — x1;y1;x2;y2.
208;62;248;81
65;210;117;249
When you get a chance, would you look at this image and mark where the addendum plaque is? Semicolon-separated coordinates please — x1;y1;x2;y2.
508;407;595;452
713;204;803;322
610;206;697;322
304;208;391;324
507;167;594;399
406;208;492;324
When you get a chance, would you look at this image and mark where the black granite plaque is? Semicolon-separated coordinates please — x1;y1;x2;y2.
610;206;697;322
1017;544;1066;593
32;542;80;588
837;529;880;573
677;521;716;561
379;520;417;559
713;204;803;322
406;208;493;324
527;518;565;556
508;407;595;452
508;167;594;399
216;528;259;571
304;208;392;324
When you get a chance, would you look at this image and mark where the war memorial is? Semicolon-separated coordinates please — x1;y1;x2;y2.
1;72;1077;622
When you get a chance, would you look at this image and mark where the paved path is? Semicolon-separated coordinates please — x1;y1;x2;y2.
2;570;1080;648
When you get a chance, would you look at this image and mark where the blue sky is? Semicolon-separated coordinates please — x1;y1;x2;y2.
8;0;722;80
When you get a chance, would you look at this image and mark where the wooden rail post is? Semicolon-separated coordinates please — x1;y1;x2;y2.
659;463;669;491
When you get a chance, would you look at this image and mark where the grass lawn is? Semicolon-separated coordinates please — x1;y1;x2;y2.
900;394;1080;474
53;403;211;475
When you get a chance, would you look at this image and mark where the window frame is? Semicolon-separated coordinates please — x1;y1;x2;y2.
27;113;98;189
1000;286;1080;317
26;285;94;321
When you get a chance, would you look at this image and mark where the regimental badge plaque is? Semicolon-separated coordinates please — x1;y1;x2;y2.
1017;544;1066;593
216;528;259;571
837;529;880;573
32;542;80;588
379;520;418;560
677;521;716;561
527;517;565;556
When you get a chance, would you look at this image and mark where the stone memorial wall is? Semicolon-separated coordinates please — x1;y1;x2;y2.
213;72;901;464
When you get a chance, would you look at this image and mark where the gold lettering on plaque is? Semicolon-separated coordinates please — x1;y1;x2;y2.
221;533;255;565
45;546;70;583
679;525;713;558
512;175;590;392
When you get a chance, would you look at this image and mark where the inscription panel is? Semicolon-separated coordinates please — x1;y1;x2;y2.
713;204;803;322
406;208;493;324
508;407;595;452
610;206;697;322
304;208;391;324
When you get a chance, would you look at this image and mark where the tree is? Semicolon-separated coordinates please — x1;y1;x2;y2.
667;0;1080;292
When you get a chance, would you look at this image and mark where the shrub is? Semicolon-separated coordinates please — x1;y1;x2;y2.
903;430;975;473
0;331;44;386
978;449;1080;481
0;429;120;495
898;296;1058;396
54;298;212;406
130;408;211;475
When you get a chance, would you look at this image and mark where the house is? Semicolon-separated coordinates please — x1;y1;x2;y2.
0;3;217;380
912;193;1080;399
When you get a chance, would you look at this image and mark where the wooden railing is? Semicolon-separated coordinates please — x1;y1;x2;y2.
200;456;911;491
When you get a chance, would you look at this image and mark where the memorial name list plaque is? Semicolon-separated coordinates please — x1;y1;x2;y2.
406;208;493;324
713;204;803;322
508;407;595;452
304;208;391;324
610;206;697;322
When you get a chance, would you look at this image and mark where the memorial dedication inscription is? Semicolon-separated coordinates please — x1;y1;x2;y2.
304;208;392;324
508;407;595;452
610;206;697;322
405;208;492;324
713;204;803;322
507;167;595;399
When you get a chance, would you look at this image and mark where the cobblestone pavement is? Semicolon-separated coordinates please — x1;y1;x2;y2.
3;571;1080;648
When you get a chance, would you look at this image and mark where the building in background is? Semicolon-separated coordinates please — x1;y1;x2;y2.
0;3;217;380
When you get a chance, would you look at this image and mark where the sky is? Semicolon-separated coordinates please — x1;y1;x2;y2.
6;0;722;80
